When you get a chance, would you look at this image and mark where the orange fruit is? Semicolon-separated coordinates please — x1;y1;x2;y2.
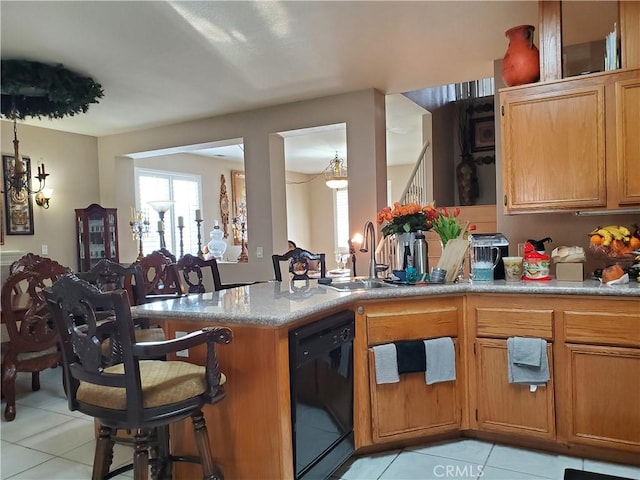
629;237;640;250
589;235;603;245
610;239;628;254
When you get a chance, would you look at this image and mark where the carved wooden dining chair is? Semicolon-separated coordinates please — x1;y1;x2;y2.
272;247;326;281
176;254;256;293
75;258;145;306
8;252;48;294
75;259;166;365
132;250;183;303
45;274;232;480
1;257;71;421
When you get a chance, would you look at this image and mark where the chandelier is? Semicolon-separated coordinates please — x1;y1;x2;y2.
3;111;49;198
325;152;348;189
1;60;103;206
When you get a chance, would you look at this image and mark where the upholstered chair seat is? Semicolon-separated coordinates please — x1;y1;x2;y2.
77;360;227;410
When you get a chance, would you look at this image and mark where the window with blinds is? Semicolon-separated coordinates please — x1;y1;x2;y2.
135;168;201;257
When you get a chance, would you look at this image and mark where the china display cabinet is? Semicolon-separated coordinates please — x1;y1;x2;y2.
75;204;119;272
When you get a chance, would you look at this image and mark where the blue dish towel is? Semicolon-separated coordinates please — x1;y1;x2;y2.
395;340;426;374
507;337;550;385
424;337;456;385
372;343;400;384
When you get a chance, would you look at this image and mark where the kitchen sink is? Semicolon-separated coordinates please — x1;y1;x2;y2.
322;279;397;291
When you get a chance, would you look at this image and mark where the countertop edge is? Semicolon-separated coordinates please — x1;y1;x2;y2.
131;279;639;327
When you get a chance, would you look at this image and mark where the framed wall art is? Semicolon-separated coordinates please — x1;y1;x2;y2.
471;117;495;152
1;192;4;245
3;155;35;235
231;170;247;246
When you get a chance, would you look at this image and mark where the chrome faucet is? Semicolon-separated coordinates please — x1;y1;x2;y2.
360;221;377;279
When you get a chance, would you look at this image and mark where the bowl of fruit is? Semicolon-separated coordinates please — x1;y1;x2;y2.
588;224;640;259
589;224;640;282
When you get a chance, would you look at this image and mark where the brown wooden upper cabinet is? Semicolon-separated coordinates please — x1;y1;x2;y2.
500;2;639;214
501;68;640;213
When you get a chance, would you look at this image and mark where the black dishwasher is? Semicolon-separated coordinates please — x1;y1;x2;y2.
289;310;355;480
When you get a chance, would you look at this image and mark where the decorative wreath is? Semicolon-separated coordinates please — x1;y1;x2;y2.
1;59;103;120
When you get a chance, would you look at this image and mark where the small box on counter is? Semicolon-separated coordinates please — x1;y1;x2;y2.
555;262;584;282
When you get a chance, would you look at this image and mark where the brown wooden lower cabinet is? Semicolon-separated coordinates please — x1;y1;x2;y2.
466;294;639;463
557;299;640;453
368;342;460;441
565;344;640;451
354;296;464;447
467;296;556;440
140;293;639;478
474;338;555;439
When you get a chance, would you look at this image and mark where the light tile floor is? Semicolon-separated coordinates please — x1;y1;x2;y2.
1;367;639;480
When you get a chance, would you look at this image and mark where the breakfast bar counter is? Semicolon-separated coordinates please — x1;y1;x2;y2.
130;279;639;479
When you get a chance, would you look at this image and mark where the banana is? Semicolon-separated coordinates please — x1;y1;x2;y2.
618;226;631;237
589;226;601;235
596;228;613;246
602;225;626;241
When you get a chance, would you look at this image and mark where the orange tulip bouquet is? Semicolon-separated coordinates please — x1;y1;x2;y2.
376;202;439;237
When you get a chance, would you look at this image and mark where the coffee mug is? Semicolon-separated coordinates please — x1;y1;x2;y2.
471;246;501;281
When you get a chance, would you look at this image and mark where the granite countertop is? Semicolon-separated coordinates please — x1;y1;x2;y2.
131;277;640;327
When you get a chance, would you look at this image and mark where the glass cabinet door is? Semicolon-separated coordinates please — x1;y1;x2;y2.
75;204;119;271
88;212;105;268
108;213;117;258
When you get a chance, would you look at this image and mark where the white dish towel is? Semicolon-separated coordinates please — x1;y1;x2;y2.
372;343;400;384
424;337;456;385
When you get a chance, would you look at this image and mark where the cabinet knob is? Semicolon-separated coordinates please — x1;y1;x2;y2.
357;306;364;315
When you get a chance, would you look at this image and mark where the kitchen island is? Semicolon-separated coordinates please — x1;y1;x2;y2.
132;279;640;479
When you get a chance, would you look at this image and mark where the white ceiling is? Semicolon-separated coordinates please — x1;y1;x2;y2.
1;1;541;172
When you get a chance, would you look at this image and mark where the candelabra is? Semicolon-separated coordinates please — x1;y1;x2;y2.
129;209;150;260
196;218;204;259
177;224;185;258
232;203;249;263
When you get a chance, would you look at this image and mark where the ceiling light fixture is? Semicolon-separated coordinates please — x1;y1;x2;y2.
325;152;348;189
3;110;49;198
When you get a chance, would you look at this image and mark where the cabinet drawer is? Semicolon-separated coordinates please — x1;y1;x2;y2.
563;311;640;347
475;307;553;340
367;307;458;346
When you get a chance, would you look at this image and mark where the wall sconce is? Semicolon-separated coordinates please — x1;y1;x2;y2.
35;188;53;209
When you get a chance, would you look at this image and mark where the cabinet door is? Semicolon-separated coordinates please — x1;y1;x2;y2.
475;338;555;440
565;344;640;452
353;297;464;448
368;341;460;442
75;204;119;271
501;83;606;212
615;76;640;205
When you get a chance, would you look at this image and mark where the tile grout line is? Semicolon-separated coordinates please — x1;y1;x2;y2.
376;449;403;480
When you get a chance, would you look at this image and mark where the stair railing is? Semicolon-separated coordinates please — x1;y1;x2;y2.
375;140;431;270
